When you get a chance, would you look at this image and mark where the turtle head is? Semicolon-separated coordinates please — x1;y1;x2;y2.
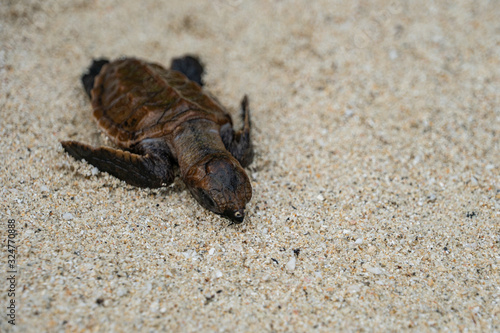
184;155;252;223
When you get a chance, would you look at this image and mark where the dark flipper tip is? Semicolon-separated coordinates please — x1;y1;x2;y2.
81;58;110;98
61;140;173;188
170;55;205;86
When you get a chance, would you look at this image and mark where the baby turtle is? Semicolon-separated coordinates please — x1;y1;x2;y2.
61;56;253;223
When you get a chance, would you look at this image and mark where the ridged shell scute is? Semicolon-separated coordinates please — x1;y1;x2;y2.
91;58;232;148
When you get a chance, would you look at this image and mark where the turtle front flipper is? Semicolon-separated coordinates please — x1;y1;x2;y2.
61;141;174;188
220;95;254;167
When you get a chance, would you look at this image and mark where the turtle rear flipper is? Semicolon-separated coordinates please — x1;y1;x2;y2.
81;59;110;98
61;141;174;188
170;55;204;86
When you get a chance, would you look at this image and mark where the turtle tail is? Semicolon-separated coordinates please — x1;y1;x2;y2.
81;59;109;99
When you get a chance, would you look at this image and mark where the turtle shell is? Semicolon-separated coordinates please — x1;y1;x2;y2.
90;58;232;149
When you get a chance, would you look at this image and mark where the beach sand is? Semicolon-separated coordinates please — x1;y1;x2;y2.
1;1;499;331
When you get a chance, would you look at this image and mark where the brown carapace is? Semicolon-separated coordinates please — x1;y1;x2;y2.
61;56;254;223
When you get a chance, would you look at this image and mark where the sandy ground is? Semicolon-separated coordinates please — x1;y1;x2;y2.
1;0;499;332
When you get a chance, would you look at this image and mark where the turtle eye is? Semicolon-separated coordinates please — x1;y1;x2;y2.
231;209;245;223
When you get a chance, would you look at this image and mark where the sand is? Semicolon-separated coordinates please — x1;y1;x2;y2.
1;1;499;332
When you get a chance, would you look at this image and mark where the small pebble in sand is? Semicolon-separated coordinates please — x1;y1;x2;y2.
91;167;99;176
286;257;296;271
62;212;73;220
365;265;384;275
